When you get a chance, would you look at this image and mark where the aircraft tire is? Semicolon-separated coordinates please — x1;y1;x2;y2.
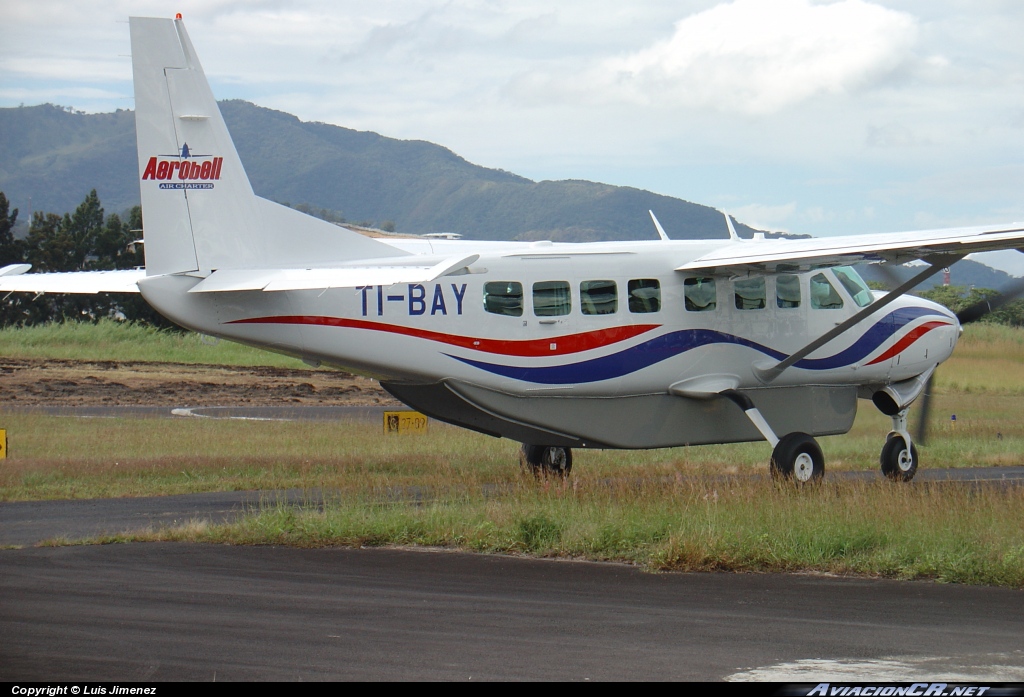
770;432;824;484
880;436;918;482
520;444;573;478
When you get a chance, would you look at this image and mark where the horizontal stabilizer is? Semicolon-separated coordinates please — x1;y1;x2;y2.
0;269;145;294
188;254;480;293
0;264;32;277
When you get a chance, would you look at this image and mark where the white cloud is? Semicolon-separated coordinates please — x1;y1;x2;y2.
865;123;933;148
603;0;919;114
729;202;798;231
5;1;1024;239
0;86;127;103
0;56;130;84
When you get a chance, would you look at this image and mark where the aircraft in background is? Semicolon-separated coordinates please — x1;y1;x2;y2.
4;15;1024;483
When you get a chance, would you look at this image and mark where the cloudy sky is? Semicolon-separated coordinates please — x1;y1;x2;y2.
4;1;1024;254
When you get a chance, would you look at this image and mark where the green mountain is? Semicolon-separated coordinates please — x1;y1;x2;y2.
2;102;1019;291
0;104;137;222
0;101;760;241
859;259;1019;292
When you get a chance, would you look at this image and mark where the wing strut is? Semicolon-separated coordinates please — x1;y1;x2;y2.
754;258;959;385
721;389;779;446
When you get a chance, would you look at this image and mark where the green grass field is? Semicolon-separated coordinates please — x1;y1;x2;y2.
0;319;308;367
1;387;1019;502
3;320;1024;587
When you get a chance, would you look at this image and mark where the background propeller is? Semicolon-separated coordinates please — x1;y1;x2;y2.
914;273;1024;445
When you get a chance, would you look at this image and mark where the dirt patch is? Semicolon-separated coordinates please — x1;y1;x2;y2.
0;358;402;407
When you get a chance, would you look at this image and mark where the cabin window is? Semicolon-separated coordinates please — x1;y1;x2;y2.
580;280;617;315
483;281;524;317
628;279;661;313
533;281;571;316
684;277;716;312
810;274;844;309
776;274;801;309
734;277;766;310
833;266;874;308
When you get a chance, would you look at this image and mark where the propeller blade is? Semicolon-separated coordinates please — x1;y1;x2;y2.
914;372;935;446
872;263;905;291
956;276;1024;324
916;255;1024;446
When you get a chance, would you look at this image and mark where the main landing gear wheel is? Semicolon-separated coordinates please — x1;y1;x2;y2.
770;432;824;484
880;435;918;482
520;444;573;478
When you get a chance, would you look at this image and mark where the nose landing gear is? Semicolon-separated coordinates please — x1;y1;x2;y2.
880;410;918;481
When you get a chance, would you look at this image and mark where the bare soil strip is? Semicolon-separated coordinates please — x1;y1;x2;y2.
0;358;400;407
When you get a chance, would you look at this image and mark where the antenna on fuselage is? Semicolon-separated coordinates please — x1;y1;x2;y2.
723;211;741;241
648;210;671;242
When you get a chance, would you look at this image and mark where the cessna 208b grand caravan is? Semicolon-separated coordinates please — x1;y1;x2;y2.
5;15;1024;483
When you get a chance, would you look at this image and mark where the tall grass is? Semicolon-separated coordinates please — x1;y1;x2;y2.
0;415;522;501
2;380;1024;502
4;321;1024;587
16;415;1017;586
119;476;1024;588
936;323;1024;394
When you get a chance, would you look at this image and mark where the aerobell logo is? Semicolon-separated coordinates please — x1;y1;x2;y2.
142;143;223;190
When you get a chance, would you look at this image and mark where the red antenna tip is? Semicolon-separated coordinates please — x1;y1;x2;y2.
175;13;182;19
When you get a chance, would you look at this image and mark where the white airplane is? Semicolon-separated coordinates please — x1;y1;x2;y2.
4;15;1024;483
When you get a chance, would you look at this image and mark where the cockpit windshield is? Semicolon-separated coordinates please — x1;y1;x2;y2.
832;266;874;308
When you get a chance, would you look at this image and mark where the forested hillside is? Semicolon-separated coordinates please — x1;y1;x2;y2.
0;102;765;242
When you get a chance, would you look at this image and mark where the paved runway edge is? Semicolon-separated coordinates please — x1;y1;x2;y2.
2;543;1023;681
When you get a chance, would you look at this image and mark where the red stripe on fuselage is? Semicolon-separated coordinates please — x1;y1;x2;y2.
227;316;661;357
865;321;950;365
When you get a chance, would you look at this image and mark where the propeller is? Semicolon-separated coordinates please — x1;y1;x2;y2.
953;275;1024;324
914;274;1024;445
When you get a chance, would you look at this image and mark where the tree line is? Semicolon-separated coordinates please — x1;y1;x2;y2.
3;188;1024;330
0;189;167;328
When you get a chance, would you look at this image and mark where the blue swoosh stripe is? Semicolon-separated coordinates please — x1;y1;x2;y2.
447;306;947;385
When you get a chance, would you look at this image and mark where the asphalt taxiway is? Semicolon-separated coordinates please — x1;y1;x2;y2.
2;488;1024;681
2;543;1024;681
3;405;1023;680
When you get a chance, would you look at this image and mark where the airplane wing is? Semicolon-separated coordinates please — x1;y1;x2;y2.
676;222;1024;274
0;254;479;296
0;266;145;294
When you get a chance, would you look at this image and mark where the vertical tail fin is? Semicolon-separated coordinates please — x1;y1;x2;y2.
129;16;406;277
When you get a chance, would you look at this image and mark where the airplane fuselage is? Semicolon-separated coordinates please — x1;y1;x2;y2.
138;238;958;449
5;14;1002;479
